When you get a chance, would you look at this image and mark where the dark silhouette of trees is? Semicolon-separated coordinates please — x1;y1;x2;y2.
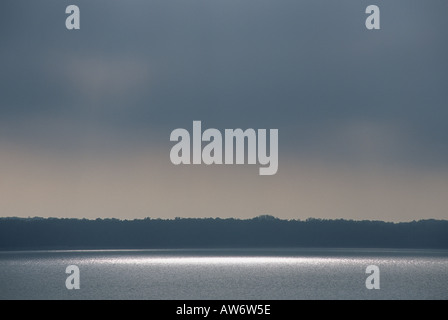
0;216;447;250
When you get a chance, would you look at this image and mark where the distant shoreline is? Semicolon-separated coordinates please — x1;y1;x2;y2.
1;216;447;251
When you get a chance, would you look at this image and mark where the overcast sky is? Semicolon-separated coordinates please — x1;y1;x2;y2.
1;0;447;221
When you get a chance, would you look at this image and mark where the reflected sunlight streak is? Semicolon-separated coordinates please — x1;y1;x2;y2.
91;256;360;266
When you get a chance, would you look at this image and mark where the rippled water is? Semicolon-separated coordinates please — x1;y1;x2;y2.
0;248;447;299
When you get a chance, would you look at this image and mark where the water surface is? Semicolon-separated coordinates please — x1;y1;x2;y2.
0;248;446;299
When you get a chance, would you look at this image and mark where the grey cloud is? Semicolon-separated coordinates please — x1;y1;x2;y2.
0;0;447;165
1;0;448;221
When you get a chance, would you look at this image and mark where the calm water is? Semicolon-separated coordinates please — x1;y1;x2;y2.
0;248;447;300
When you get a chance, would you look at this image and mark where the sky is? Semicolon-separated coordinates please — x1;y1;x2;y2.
0;0;447;221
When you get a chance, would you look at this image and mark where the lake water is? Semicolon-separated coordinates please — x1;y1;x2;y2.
0;248;447;300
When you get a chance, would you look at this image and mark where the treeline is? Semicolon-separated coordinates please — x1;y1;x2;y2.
0;216;447;250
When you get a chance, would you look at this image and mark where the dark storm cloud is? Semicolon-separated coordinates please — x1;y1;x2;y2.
1;0;447;165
